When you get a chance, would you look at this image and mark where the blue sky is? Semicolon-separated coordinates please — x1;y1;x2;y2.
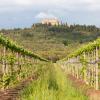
0;0;100;29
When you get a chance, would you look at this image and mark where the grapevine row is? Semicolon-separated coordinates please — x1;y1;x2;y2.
0;34;48;62
60;38;100;61
0;34;48;90
58;38;100;90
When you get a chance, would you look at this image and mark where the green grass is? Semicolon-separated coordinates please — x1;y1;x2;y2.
20;63;88;100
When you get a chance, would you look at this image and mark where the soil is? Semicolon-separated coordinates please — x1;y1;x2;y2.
0;74;38;100
68;75;100;100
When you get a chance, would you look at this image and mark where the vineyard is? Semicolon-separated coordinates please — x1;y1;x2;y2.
0;34;48;91
0;32;100;100
58;38;100;90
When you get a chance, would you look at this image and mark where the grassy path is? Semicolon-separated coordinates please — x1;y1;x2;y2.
20;63;88;100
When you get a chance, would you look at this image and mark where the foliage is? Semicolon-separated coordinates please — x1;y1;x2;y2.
0;34;48;89
61;38;100;61
0;34;48;62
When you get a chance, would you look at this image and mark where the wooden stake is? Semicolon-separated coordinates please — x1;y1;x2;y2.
2;46;6;75
95;47;99;90
83;52;87;83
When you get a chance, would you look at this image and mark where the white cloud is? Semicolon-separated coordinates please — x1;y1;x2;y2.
15;0;33;6
35;12;57;19
1;0;100;28
0;0;100;11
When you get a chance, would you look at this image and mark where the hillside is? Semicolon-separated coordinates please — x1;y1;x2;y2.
1;24;100;62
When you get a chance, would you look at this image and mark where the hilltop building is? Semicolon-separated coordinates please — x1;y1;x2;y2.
41;19;60;26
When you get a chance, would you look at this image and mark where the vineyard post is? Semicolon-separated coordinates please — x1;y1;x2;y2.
20;55;23;79
91;51;94;87
71;59;73;76
66;61;67;73
79;56;81;79
5;48;9;74
73;58;75;76
90;52;93;87
68;58;70;74
74;57;77;78
83;52;87;83
22;55;24;68
95;46;99;90
32;57;35;64
94;49;97;89
74;58;76;77
69;59;71;74
76;56;79;79
2;46;6;75
72;59;74;76
67;61;69;74
68;59;70;74
73;58;75;77
11;50;14;75
93;50;95;88
23;55;26;70
29;56;32;74
87;52;90;85
16;52;19;72
63;63;65;72
0;45;2;76
2;46;6;89
90;50;93;87
18;53;21;80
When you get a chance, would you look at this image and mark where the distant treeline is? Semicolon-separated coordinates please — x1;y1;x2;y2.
0;23;100;33
31;23;100;33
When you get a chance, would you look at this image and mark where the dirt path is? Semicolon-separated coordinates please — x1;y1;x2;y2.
68;75;100;100
0;74;38;100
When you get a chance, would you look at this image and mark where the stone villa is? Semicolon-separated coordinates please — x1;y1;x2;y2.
41;19;60;26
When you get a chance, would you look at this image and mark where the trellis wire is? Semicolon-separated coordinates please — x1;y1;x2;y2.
58;45;100;90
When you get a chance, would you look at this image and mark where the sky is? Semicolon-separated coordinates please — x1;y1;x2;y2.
0;0;100;28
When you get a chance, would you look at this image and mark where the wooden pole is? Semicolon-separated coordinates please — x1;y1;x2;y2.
2;46;6;75
95;47;99;90
83;52;87;83
5;48;8;74
90;52;93;87
91;51;94;87
88;52;91;86
68;58;70;74
17;53;21;81
76;56;79;79
2;46;6;89
93;50;95;89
